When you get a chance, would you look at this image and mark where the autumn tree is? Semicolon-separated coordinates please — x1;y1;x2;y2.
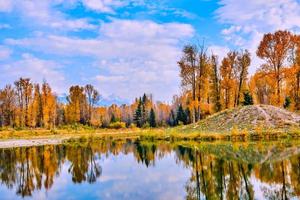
84;84;100;125
178;45;198;123
289;35;300;110
236;50;251;105
41;81;57;128
257;30;294;105
249;70;275;104
32;84;43;127
14;78;33;127
220;51;237;109
66;85;86;124
196;44;210;119
0;85;15;127
210;55;221;112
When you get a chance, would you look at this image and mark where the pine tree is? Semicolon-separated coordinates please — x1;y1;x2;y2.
185;107;191;124
167;110;177;126
110;113;117;123
134;99;143;127
284;96;291;108
149;108;156;127
177;104;187;125
243;91;253;106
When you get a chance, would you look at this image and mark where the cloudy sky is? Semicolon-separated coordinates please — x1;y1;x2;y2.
1;0;300;103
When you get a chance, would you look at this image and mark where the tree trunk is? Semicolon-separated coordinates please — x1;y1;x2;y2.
277;77;281;106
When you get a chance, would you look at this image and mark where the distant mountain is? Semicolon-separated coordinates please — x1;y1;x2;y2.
56;94;129;106
57;94;68;104
98;94;129;106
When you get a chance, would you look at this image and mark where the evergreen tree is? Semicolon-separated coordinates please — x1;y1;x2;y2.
142;93;147;104
168;110;177;126
110;113;117;123
149;108;156;127
243;91;253;106
134;99;143;127
185;107;191;124
284;96;291;108
177;104;187;125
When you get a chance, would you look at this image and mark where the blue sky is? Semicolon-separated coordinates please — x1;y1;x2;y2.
1;0;300;103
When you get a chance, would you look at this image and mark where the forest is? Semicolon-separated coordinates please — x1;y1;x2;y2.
0;30;300;130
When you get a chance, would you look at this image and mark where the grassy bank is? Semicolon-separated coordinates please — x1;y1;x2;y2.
1;125;300;143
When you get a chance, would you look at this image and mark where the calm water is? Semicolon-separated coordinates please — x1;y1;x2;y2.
0;139;300;200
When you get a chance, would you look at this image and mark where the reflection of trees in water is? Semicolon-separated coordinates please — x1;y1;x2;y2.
174;144;300;200
0;140;300;199
0;143;102;197
67;144;102;184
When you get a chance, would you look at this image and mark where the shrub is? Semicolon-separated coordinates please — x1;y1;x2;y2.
142;122;150;128
108;122;126;129
129;123;137;128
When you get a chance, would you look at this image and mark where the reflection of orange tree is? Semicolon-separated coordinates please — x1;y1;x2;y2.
255;158;300;199
181;151;255;200
66;144;102;183
1;140;300;199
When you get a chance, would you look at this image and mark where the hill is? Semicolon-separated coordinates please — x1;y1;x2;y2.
181;105;300;133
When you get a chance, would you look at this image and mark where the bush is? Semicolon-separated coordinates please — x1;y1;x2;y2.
142;122;150;128
129;123;137;128
108;122;126;129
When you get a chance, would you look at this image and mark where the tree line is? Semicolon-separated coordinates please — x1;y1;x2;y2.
178;30;300;123
0;78;176;128
0;30;300;129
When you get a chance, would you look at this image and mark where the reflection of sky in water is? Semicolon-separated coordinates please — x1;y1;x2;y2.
1;142;300;200
0;152;191;200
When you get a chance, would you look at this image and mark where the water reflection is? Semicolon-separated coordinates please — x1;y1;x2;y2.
0;139;300;199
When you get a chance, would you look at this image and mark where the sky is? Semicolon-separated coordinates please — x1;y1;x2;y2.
1;0;300;104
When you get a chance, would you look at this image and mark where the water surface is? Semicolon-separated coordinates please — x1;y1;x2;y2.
0;139;300;200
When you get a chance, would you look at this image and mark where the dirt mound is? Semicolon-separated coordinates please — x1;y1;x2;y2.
188;105;300;132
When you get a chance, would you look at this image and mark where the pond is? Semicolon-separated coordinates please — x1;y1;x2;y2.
0;138;300;200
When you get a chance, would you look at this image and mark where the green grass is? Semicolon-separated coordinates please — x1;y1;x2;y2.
1;122;300;143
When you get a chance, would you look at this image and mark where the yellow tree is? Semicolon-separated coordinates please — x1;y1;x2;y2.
249;70;276;105
14;78;33;127
178;45;198;123
66;85;86;124
42;81;57;128
220;51;237;109
290;35;300;109
0;85;16;127
257;30;294;106
209;55;221;112
236;50;251;105
31;84;43;127
84;84;99;125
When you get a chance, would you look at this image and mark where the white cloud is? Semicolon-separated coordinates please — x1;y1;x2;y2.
217;0;300;31
0;46;11;60
82;0;125;13
0;0;12;12
0;54;66;93
216;0;300;73
0;0;96;31
5;19;194;100
208;45;230;62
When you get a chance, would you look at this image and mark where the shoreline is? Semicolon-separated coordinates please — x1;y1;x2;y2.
1;126;300;148
0;138;64;148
